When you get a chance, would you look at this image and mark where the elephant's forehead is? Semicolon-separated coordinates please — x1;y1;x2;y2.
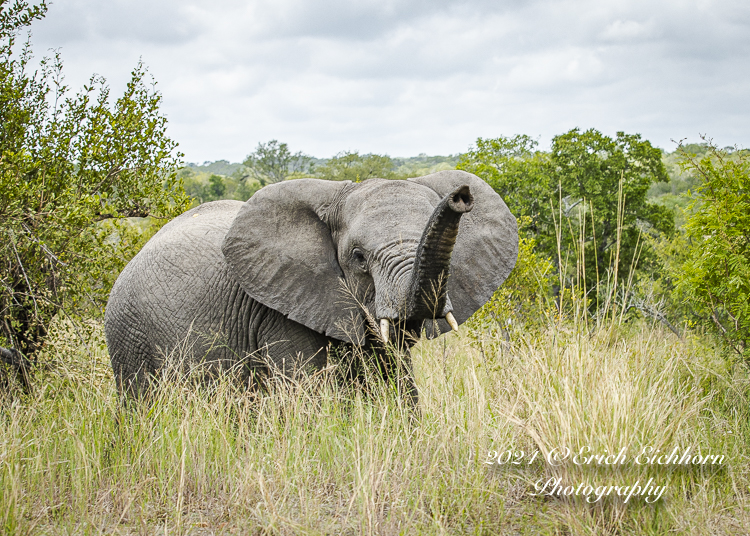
348;179;441;206
343;180;439;240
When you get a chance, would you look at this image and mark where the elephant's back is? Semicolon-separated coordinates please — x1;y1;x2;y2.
110;200;243;305
146;200;244;253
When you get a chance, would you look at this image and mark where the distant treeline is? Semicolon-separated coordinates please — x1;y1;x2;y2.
179;143;460;205
179;139;733;217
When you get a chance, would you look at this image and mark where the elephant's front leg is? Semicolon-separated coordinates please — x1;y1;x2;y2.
344;342;418;406
253;307;331;378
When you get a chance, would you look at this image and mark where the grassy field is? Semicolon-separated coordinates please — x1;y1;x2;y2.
2;311;749;535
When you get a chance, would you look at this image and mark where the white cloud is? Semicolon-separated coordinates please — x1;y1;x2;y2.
507;48;607;90
601;19;655;42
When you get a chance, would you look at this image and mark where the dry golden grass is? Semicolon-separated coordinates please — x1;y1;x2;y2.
1;314;749;535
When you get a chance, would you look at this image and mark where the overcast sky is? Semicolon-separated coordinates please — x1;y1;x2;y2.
30;0;750;163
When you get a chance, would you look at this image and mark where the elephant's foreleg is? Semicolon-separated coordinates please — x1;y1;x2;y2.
253;308;331;378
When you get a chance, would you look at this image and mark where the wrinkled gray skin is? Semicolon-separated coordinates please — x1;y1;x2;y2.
105;170;518;399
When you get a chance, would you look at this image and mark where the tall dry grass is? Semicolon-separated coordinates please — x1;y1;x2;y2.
1;310;748;535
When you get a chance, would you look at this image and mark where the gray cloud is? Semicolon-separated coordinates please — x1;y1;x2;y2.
29;0;750;161
35;0;201;44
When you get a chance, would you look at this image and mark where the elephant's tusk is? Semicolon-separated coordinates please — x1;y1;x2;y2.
380;318;390;343
446;312;459;332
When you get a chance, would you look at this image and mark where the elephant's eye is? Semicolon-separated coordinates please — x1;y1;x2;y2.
351;248;367;270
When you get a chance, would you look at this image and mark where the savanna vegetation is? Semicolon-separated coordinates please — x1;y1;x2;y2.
1;1;749;534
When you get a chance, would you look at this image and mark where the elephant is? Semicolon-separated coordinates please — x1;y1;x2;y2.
104;170;518;400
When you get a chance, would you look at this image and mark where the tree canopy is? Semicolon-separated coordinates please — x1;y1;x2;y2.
458;129;674;312
315;151;398;182
240;140;312;186
550;129;674;293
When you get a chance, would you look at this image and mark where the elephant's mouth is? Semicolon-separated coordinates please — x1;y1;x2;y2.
377;184;473;345
378;313;459;345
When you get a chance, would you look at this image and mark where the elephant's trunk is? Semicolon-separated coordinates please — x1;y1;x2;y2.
405;185;473;320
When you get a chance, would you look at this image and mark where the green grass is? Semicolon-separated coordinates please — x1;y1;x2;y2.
2;314;749;535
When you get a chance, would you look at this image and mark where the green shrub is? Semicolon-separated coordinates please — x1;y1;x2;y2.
671;141;750;360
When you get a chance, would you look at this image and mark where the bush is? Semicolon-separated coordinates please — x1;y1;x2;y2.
671;140;750;360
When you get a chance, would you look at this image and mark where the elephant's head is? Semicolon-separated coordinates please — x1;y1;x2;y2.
222;170;517;345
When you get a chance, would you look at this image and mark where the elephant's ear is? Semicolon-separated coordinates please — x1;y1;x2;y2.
408;170;518;329
222;179;365;343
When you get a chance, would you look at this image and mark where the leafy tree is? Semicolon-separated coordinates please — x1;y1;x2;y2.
180;168;260;205
672;141;750;359
316;151;399;182
550;129;674;298
458;130;674;314
240;140;312;186
207;174;226;199
650;143;708;198
0;0;188;358
392;153;459;177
